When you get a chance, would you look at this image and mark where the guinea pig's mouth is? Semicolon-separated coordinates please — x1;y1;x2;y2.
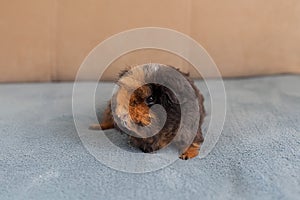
128;119;151;129
136;121;147;127
121;118;147;130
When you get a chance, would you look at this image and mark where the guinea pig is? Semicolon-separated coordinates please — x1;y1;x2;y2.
90;63;205;160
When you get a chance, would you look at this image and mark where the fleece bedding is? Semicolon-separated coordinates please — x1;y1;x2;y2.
0;75;299;200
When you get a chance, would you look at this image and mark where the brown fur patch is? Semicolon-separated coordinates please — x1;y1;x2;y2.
129;85;152;126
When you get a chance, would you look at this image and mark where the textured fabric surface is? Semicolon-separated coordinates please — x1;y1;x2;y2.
0;75;299;200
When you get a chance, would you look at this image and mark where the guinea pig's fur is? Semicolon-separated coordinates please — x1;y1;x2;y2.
90;64;205;159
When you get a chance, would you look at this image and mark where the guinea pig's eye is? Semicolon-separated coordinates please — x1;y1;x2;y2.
145;95;155;106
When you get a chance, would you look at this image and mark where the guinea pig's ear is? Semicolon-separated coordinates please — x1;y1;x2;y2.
161;87;179;106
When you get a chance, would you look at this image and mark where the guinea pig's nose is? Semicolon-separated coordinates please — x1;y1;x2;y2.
122;120;127;127
119;115;128;127
119;115;126;121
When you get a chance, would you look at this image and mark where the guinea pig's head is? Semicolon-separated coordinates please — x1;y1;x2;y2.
113;66;178;136
112;65;180;136
114;83;159;133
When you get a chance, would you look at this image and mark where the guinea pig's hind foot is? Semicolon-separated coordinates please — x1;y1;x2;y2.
179;143;200;160
89;122;114;130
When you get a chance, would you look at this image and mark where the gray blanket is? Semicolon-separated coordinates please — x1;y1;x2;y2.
0;75;299;200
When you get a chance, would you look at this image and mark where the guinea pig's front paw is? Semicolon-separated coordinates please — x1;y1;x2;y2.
140;144;159;153
179;143;200;160
141;146;154;153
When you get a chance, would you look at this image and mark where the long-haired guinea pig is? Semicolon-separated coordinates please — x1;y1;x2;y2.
90;63;205;160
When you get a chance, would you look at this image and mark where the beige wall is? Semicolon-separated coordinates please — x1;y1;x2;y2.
0;0;299;82
0;0;56;82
